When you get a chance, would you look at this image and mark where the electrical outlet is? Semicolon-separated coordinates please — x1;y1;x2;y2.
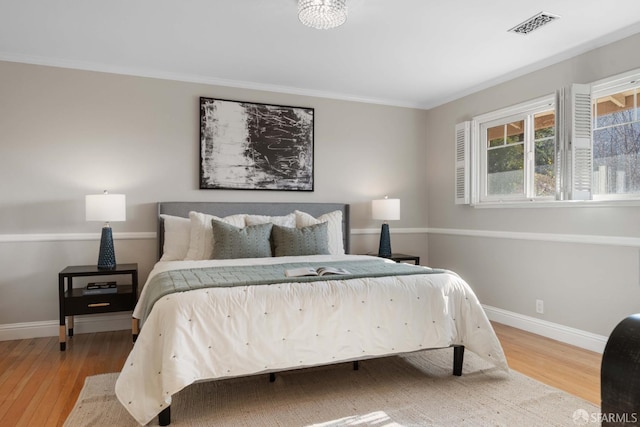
536;299;544;314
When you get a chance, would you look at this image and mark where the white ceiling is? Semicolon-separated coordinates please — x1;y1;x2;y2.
2;0;640;109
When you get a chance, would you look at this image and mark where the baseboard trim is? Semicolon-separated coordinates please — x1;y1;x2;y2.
483;304;608;354
0;313;133;341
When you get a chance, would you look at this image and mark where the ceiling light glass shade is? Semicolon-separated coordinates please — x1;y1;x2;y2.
298;0;347;30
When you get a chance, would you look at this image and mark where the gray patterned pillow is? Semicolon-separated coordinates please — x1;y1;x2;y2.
211;220;273;259
272;222;330;257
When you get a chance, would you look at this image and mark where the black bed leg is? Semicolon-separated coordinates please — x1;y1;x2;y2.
353;361;359;371
269;373;276;383
158;405;171;426
453;345;465;376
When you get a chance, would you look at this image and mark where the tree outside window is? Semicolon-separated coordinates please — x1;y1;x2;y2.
593;88;640;196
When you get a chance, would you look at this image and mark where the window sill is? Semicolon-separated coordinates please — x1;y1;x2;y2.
470;199;640;209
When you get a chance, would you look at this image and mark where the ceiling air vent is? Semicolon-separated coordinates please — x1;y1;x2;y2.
508;11;560;35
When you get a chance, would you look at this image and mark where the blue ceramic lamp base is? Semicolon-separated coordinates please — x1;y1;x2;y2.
377;223;392;258
97;226;117;270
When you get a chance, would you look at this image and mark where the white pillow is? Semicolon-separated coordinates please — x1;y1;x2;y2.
159;214;191;261
184;211;246;260
294;210;345;255
245;213;296;228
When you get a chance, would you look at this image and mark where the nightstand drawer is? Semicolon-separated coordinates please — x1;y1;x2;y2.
65;291;134;315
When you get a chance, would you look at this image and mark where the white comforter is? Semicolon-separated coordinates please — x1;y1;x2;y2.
115;255;508;425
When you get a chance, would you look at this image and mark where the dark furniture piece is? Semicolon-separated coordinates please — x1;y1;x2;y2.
386;253;420;265
601;313;640;426
58;263;138;351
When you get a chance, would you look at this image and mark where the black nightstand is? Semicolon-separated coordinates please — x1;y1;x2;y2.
384;253;420;265
58;263;138;351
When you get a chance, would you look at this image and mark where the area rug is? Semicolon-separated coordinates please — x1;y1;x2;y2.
64;348;599;426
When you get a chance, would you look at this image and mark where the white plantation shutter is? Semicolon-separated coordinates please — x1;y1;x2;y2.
555;88;566;200
455;121;471;205
570;84;593;200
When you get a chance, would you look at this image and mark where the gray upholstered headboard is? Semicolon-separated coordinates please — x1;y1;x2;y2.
157;201;350;259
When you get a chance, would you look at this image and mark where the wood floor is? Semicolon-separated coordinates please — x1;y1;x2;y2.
492;322;601;405
0;322;602;427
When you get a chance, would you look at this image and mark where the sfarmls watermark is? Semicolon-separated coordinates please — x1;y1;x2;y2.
573;409;638;425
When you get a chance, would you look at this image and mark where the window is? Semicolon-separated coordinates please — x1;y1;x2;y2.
455;68;640;206
472;95;557;203
591;72;640;199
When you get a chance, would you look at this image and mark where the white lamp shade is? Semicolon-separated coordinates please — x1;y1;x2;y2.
85;193;126;222
372;198;400;221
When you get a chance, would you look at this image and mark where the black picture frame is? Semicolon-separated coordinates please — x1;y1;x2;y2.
199;97;314;191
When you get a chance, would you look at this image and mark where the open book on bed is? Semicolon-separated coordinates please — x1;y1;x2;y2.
285;266;351;277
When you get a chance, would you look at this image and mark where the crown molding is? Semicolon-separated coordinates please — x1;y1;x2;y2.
0;53;425;110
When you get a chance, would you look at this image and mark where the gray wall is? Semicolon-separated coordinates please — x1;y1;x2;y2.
5;32;639;340
425;32;640;336
0;61;428;328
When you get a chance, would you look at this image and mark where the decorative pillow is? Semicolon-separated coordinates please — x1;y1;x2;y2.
272;222;330;257
184;212;246;260
159;214;191;261
210;220;273;259
245;213;296;227
294;210;345;255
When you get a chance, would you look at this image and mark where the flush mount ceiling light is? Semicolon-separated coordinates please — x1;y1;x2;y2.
508;11;560;35
298;0;347;30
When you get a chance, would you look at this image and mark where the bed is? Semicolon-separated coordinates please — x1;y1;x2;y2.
115;202;508;426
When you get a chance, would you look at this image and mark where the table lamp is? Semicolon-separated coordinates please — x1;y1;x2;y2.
371;196;400;258
85;190;126;270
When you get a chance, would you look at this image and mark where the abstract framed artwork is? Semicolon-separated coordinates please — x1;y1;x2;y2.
199;97;314;191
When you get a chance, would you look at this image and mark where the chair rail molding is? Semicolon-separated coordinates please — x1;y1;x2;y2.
0;232;156;243
427;227;640;248
3;228;638;247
